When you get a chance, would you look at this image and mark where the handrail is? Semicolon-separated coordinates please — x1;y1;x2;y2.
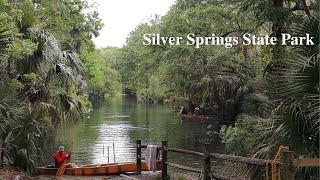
142;145;282;167
152;145;283;166
140;145;162;150
137;140;320;180
292;158;320;167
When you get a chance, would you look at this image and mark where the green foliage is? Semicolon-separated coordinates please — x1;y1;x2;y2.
0;12;17;51
0;0;108;174
82;48;122;96
20;0;37;30
118;21;168;102
35;0;103;53
220;122;251;156
119;0;260;116
0;77;51;173
12;111;50;174
220;14;319;179
0;0;318;178
242;93;271;118
117;0;319;178
0;12;35;60
11;27;87;123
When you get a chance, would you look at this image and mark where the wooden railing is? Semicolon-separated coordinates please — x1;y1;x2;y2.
136;140;320;180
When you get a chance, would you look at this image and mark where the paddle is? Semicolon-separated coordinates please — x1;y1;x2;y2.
56;141;73;176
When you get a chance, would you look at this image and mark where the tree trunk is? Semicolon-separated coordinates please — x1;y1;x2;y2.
272;0;284;59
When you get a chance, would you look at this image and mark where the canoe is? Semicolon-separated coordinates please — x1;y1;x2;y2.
36;161;161;176
177;114;207;120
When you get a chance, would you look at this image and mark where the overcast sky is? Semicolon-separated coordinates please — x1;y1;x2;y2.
89;0;176;48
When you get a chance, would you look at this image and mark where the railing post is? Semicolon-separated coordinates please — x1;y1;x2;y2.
136;140;142;174
281;146;295;180
202;143;211;180
108;146;109;163
113;143;116;163
162;141;168;180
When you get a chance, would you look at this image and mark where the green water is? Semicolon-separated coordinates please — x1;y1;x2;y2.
43;95;222;167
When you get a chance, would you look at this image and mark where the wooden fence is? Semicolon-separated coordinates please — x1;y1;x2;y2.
136;140;320;180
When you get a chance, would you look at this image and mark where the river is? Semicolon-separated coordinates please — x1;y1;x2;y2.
42;95;223;167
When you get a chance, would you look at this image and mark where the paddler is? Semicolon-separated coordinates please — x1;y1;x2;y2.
54;146;78;168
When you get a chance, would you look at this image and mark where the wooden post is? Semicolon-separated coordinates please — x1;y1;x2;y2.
162;141;168;180
281;146;295;180
113;143;116;163
136;140;142;174
202;143;211;180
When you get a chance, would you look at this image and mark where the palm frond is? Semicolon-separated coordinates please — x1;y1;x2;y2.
46;63;76;88
242;93;272;118
61;51;84;72
224;14;320;179
292;14;319;56
272;51;319;130
56;93;84;122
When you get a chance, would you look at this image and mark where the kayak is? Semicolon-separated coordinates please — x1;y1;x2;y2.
36;161;161;176
177;114;207;120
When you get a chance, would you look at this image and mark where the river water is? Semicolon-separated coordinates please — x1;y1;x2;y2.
42;95;222;167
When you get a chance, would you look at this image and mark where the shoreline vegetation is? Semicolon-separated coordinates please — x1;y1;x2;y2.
0;0;318;179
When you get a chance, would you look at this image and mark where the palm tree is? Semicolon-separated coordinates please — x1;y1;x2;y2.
0;0;87;174
1;2;86;172
241;14;319;179
185;56;256;120
0;78;24;166
15;28;85;123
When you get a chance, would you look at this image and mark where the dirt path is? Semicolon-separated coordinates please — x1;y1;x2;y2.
1;167;200;180
0;166;32;180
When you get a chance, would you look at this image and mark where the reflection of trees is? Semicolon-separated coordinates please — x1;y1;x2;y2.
44;96;223;166
89;96;104;109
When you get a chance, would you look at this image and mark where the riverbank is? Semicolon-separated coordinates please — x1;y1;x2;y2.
0;166;32;180
34;171;200;180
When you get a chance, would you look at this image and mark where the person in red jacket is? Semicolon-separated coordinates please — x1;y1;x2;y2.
54;146;77;168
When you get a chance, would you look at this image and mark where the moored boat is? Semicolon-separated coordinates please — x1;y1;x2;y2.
177;114;207;120
36;161;161;176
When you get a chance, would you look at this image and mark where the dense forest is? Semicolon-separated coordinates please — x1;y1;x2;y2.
0;0;121;174
0;0;319;179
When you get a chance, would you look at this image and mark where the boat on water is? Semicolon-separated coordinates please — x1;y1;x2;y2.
177;113;207;120
36;161;161;176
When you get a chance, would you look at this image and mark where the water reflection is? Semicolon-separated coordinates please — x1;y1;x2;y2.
42;95;222;167
92;123;137;163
